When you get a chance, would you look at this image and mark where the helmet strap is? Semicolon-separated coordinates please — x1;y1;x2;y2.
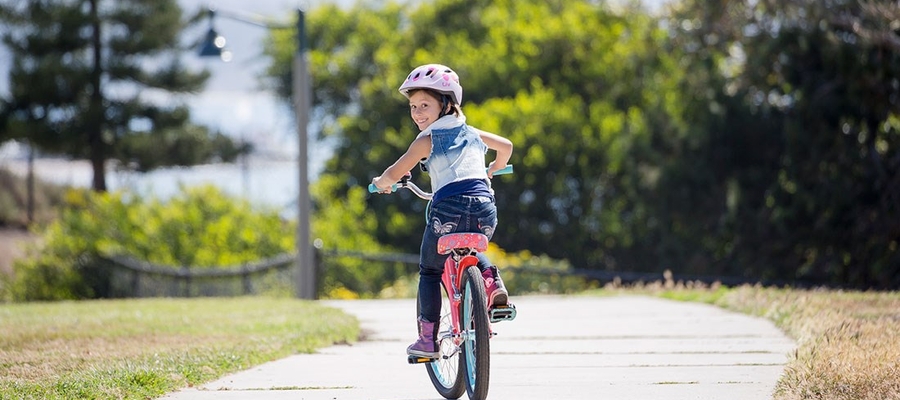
437;94;452;118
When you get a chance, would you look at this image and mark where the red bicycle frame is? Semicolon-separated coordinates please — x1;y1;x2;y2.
437;232;491;340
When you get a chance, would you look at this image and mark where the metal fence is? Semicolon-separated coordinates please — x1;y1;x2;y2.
102;254;296;297
99;249;760;298
101;250;421;298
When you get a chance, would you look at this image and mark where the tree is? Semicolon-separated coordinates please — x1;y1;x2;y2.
740;0;900;288
0;0;244;191
657;0;900;287
264;0;671;269
263;0;899;288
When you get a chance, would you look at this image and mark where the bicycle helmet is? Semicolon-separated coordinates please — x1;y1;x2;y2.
398;64;463;105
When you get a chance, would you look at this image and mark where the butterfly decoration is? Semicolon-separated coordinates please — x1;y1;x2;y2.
432;218;457;236
480;224;495;240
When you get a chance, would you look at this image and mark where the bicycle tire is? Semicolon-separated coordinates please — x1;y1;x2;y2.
422;285;465;399
460;266;491;400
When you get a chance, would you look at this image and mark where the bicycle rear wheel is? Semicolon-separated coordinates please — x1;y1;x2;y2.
422;284;465;399
460;266;491;400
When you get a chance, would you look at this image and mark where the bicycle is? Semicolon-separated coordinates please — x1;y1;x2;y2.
368;166;517;400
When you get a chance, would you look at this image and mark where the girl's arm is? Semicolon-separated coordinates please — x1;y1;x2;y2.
372;135;431;192
478;130;513;177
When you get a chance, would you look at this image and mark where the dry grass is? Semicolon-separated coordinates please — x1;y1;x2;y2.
721;286;900;400
608;279;900;400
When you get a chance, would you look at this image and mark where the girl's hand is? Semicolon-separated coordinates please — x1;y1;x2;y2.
487;162;507;178
371;176;392;193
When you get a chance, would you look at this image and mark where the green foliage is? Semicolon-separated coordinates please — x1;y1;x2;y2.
483;244;598;295
372;243;595;299
312;174;408;298
7;185;295;301
265;0;668;270
117;125;250;173
263;0;900;289
657;0;900;287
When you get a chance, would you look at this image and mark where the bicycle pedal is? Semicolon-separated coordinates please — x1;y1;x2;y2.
408;355;437;364
489;303;517;323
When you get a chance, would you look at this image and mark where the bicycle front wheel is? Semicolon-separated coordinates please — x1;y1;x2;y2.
460;265;491;400
423;284;465;399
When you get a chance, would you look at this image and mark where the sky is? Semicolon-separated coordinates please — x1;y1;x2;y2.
0;0;353;212
0;0;354;162
170;0;346;161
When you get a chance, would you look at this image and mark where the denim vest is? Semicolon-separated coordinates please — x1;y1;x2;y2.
420;118;488;194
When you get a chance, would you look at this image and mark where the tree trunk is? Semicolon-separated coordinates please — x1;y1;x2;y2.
88;0;106;192
26;144;34;224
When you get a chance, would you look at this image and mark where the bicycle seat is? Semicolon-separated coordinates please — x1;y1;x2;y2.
437;233;489;255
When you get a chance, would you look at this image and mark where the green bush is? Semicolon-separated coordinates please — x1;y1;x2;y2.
483;244;597;295
312;175;400;299
372;244;595;299
8;185;295;301
2;177;584;302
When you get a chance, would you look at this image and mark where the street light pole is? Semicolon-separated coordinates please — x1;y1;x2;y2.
199;7;315;299
293;10;315;300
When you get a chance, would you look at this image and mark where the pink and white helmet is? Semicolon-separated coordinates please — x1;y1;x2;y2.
398;64;463;105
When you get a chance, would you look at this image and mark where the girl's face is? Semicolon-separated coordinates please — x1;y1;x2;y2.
408;90;443;131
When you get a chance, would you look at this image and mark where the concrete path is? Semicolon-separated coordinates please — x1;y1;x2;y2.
160;295;795;400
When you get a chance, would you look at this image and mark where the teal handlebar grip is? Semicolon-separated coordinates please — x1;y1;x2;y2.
492;165;513;175
368;183;398;193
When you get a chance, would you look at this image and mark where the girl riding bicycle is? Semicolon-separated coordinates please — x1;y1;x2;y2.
371;64;514;358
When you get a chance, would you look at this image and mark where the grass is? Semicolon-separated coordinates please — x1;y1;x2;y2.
0;296;359;400
3;281;899;400
603;280;900;400
720;286;900;400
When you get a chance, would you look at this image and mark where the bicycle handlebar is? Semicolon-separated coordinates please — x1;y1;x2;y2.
368;165;513;200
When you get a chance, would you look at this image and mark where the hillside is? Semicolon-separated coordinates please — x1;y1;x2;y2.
0;228;34;275
0;166;65;275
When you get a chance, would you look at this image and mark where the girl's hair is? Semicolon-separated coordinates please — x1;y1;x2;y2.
407;88;461;117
